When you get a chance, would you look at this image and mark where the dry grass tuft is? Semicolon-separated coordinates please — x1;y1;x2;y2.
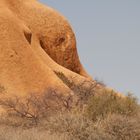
101;114;140;140
44;111;112;140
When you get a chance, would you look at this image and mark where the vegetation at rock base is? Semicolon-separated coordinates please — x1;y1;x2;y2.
0;74;140;140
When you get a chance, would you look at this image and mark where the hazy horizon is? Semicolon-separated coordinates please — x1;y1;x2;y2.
40;0;140;100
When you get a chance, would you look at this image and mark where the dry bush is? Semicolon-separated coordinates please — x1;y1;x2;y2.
0;112;139;140
94;78;106;87
0;113;32;128
0;73;140;140
87;90;139;121
101;114;140;140
0;125;68;140
0;89;72;125
45;111;113;140
54;71;97;106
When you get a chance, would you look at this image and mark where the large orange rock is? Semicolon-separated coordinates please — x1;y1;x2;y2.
0;0;91;97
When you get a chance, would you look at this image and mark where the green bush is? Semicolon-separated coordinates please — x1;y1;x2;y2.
87;90;139;121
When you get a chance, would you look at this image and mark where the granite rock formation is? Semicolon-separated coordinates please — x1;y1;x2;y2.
0;0;91;98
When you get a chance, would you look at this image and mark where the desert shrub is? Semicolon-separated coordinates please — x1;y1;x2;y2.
0;113;32;128
54;71;97;106
45;111;113;140
0;72;139;140
94;78;106;87
54;71;74;89
0;125;68;140
87;90;139;121
0;89;72;125
101;114;140;140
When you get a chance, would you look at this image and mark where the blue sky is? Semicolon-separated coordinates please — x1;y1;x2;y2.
40;0;140;99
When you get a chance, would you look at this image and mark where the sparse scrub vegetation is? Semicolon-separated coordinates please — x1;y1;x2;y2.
87;91;139;121
54;71;97;106
0;73;139;140
44;111;113;140
0;89;72;125
102;114;140;140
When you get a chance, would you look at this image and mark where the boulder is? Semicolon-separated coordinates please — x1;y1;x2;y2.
0;0;91;97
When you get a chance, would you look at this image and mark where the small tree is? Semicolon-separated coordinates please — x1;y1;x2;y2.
0;89;73;125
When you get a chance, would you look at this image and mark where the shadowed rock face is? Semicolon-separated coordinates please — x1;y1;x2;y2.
0;0;91;97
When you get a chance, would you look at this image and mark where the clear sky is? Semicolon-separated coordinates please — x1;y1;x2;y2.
40;0;140;99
